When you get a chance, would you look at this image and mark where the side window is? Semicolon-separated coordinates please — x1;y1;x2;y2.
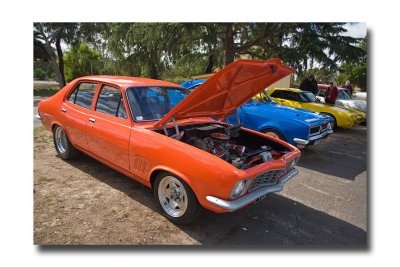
68;88;78;103
319;89;326;97
69;82;97;109
96;85;127;119
287;91;300;101
270;90;282;98
117;98;127;119
279;91;291;100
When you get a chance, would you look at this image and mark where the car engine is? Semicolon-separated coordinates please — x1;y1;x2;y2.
178;124;281;170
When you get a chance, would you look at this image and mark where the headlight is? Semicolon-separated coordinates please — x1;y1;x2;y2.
230;178;252;199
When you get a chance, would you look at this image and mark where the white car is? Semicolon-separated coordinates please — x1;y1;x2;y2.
353;92;367;100
317;86;367;113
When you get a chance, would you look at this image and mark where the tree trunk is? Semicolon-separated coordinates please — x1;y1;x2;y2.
149;52;159;79
303;58;308;71
224;23;235;66
55;36;66;87
43;42;64;89
205;53;214;73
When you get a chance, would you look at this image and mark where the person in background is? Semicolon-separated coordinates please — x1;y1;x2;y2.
325;81;339;104
342;80;353;95
299;74;318;95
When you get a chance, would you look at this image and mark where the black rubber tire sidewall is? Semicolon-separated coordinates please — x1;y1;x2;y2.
52;125;81;160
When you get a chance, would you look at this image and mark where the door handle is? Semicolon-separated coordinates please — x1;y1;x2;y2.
89;118;96;123
61;107;67;113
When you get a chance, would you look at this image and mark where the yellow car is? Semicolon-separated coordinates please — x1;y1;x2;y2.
266;88;366;129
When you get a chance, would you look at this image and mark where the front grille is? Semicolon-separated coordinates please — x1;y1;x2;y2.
248;169;284;192
309;125;321;135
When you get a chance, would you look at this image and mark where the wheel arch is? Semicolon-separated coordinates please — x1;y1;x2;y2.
258;126;288;141
149;167;198;196
319;112;337;127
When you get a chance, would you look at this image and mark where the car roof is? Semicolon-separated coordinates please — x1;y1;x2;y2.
271;88;302;93
76;75;182;89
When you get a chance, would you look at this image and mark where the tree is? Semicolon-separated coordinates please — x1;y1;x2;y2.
106;23;201;79
336;38;367;91
34;23;79;87
64;43;101;82
278;23;365;75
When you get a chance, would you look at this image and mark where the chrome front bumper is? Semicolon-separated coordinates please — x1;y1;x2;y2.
293;129;333;146
206;168;298;212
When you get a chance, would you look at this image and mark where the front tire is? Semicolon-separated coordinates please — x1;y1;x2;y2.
324;114;337;129
262;129;286;141
53;125;81;160
154;173;201;225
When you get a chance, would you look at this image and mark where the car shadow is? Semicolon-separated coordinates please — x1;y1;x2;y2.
297;125;367;181
64;153;367;247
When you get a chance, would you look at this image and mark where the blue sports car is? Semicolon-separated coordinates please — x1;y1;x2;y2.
179;79;334;147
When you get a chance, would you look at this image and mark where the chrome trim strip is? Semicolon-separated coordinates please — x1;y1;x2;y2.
206;168;299;212
293;138;309;145
293;128;333;146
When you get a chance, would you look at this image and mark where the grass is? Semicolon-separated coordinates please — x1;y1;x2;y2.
34;82;60;97
117;212;129;222
34;88;59;97
35;176;54;186
40;195;53;206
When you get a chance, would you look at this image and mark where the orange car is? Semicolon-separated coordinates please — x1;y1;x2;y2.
37;59;301;225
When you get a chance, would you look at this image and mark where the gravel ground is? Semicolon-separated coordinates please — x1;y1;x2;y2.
33;125;367;246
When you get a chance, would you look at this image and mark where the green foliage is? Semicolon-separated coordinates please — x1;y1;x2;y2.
337;64;367;91
34;68;47;80
34;23;367;86
336;37;367;91
64;43;101;82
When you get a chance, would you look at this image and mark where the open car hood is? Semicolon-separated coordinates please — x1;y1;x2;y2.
154;59;294;127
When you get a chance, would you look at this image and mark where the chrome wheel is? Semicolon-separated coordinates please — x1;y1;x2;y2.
158;176;188;218
55;127;68;154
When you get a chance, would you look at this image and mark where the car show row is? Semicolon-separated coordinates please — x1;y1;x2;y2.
37;59;367;224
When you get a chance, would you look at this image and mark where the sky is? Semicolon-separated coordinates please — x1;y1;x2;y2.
342;22;367;38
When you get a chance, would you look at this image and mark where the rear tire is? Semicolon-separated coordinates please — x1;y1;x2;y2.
154;172;201;225
52;125;81;160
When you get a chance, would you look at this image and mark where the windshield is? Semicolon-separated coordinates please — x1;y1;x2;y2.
339;89;352;100
299;91;317;103
126;86;186;121
248;90;274;104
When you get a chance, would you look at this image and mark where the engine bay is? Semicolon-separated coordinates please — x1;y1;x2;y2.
156;123;290;170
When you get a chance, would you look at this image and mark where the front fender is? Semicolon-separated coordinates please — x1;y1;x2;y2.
257;120;309;145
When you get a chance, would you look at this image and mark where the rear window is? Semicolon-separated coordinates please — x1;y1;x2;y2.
68;82;97;109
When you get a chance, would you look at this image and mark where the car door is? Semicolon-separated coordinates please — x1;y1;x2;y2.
272;90;297;108
62;82;98;150
86;83;132;171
